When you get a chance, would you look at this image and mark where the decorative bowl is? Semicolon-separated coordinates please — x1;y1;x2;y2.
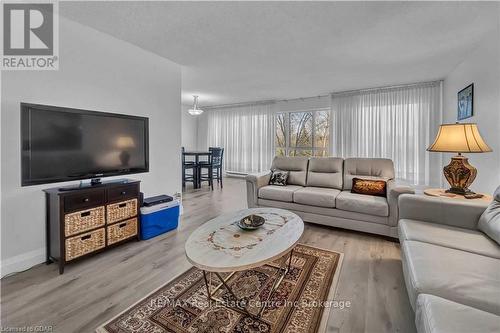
237;214;265;230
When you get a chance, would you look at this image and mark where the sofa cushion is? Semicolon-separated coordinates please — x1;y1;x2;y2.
401;240;500;315
293;187;340;208
478;186;500;245
271;157;309;186
258;199;389;225
258;185;302;202
306;157;343;189
336;191;389;217
415;294;500;333
399;219;500;259
343;158;395;190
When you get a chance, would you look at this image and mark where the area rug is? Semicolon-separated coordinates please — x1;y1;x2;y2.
96;244;343;333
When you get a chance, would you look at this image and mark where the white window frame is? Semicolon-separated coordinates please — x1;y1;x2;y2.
275;107;331;156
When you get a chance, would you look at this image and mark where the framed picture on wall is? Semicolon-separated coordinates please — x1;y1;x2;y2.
457;83;473;120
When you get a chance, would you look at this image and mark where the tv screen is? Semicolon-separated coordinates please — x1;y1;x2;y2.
21;103;149;186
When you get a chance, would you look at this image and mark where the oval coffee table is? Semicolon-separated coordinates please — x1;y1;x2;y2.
185;207;304;317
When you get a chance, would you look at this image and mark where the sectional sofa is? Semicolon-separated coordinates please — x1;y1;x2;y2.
246;156;414;237
398;192;500;333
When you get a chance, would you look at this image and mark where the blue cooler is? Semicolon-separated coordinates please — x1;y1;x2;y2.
140;200;180;240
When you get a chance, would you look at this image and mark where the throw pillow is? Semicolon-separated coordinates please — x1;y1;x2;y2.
351;178;387;197
269;170;289;186
478;186;500;245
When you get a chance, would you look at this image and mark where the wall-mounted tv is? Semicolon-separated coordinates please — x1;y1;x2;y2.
21;103;149;186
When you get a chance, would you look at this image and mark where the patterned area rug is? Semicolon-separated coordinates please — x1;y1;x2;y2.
97;244;342;333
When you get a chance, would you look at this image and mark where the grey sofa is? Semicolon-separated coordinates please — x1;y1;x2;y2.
246;156;414;237
398;193;500;333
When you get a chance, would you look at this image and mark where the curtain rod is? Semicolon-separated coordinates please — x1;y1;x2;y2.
202;80;443;109
331;80;443;96
203;99;276;110
202;94;329;110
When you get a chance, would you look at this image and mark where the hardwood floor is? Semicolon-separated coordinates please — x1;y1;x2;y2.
0;177;416;333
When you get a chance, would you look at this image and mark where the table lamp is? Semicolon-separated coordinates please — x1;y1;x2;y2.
427;123;492;195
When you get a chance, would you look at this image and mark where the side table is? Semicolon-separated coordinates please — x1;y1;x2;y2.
424;188;492;202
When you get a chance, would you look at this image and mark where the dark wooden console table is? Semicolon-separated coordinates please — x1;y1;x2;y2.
44;179;141;274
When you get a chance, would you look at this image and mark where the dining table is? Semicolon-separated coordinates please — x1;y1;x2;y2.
182;151;212;189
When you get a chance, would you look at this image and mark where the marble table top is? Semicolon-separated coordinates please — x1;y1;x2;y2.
185;208;304;272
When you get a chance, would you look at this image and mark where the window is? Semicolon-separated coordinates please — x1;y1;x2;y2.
275;109;330;157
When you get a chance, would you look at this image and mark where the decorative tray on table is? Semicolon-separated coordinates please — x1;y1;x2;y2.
237;214;265;230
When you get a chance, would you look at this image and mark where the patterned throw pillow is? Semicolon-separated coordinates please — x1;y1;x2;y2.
269;170;289;186
351;178;387;197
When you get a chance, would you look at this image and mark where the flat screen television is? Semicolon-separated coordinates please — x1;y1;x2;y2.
21;103;149;186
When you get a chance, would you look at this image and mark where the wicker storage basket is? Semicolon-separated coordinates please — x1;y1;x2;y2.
65;228;105;261
64;206;105;237
107;199;137;224
107;217;138;245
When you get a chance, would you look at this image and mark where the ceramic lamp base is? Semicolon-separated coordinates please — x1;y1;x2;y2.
443;155;477;195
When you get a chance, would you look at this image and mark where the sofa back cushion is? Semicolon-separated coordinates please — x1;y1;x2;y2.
306;157;343;189
343;158;395;190
271;156;309;186
478;186;500;245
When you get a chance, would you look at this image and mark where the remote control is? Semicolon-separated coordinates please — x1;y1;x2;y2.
464;193;483;199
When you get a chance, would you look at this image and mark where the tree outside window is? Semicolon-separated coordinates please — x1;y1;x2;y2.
276;113;286;156
275;109;330;157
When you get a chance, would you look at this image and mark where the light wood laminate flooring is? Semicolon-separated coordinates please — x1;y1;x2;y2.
1;177;415;333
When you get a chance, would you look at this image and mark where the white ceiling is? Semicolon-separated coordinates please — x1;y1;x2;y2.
61;1;499;106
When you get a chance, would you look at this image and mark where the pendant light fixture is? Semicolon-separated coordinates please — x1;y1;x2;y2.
188;95;204;116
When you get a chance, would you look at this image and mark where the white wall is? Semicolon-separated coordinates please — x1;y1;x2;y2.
0;17;182;276
442;28;500;194
197;111;209;151
181;105;198;150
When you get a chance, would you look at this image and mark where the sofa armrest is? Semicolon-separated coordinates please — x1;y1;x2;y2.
398;194;489;230
387;180;415;226
246;172;272;208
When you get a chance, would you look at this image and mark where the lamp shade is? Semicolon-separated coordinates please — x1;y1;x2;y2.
427;123;492;153
188;108;203;116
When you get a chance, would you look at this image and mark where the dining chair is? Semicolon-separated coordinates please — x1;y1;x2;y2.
198;151;214;190
199;147;224;190
181;147;197;188
210;147;224;188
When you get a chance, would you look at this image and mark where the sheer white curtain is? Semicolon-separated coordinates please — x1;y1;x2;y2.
331;81;442;185
207;103;276;174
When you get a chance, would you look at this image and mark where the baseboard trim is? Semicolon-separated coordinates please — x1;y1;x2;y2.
1;248;45;278
225;171;247;178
